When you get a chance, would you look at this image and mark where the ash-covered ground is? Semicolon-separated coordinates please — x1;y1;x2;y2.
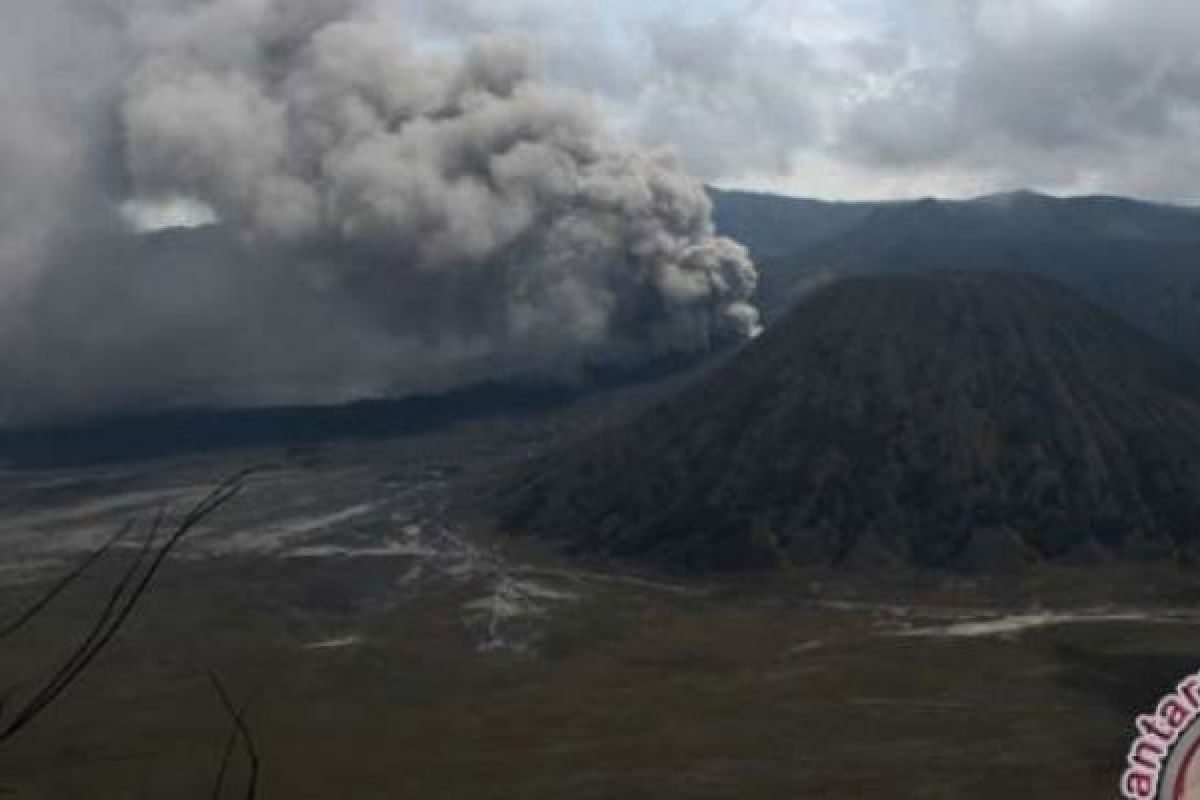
1;405;1200;798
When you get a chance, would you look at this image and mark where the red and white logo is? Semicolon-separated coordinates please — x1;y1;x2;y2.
1121;671;1200;799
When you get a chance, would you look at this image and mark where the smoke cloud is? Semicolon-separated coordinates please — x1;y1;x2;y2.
0;0;758;426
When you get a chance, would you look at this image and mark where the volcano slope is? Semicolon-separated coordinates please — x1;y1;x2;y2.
501;272;1200;572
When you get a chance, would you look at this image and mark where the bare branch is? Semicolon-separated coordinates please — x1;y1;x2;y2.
0;471;252;744
210;718;241;800
0;522;133;642
207;672;260;800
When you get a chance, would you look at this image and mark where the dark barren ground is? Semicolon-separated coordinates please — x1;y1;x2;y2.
1;399;1199;799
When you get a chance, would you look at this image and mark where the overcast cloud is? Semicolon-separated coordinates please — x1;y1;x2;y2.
400;0;1200;202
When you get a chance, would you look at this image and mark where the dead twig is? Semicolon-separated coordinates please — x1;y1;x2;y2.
0;522;133;642
0;470;252;744
207;671;260;800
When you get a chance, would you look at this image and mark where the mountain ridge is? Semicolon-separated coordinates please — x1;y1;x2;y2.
501;271;1200;572
710;188;1200;370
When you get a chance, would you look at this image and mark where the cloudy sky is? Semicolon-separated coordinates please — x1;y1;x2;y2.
3;0;1200;424
397;0;1200;202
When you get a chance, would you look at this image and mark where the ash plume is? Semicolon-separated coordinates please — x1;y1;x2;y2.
0;0;758;426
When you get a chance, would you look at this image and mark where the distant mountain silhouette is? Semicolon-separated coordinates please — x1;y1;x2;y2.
0;351;716;468
10;188;1200;468
711;189;1200;363
0;382;571;468
708;188;879;259
502;272;1200;572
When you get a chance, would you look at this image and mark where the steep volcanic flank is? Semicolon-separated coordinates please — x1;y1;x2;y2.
501;272;1200;571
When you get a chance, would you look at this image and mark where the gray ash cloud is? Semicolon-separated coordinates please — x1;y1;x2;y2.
0;0;758;426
